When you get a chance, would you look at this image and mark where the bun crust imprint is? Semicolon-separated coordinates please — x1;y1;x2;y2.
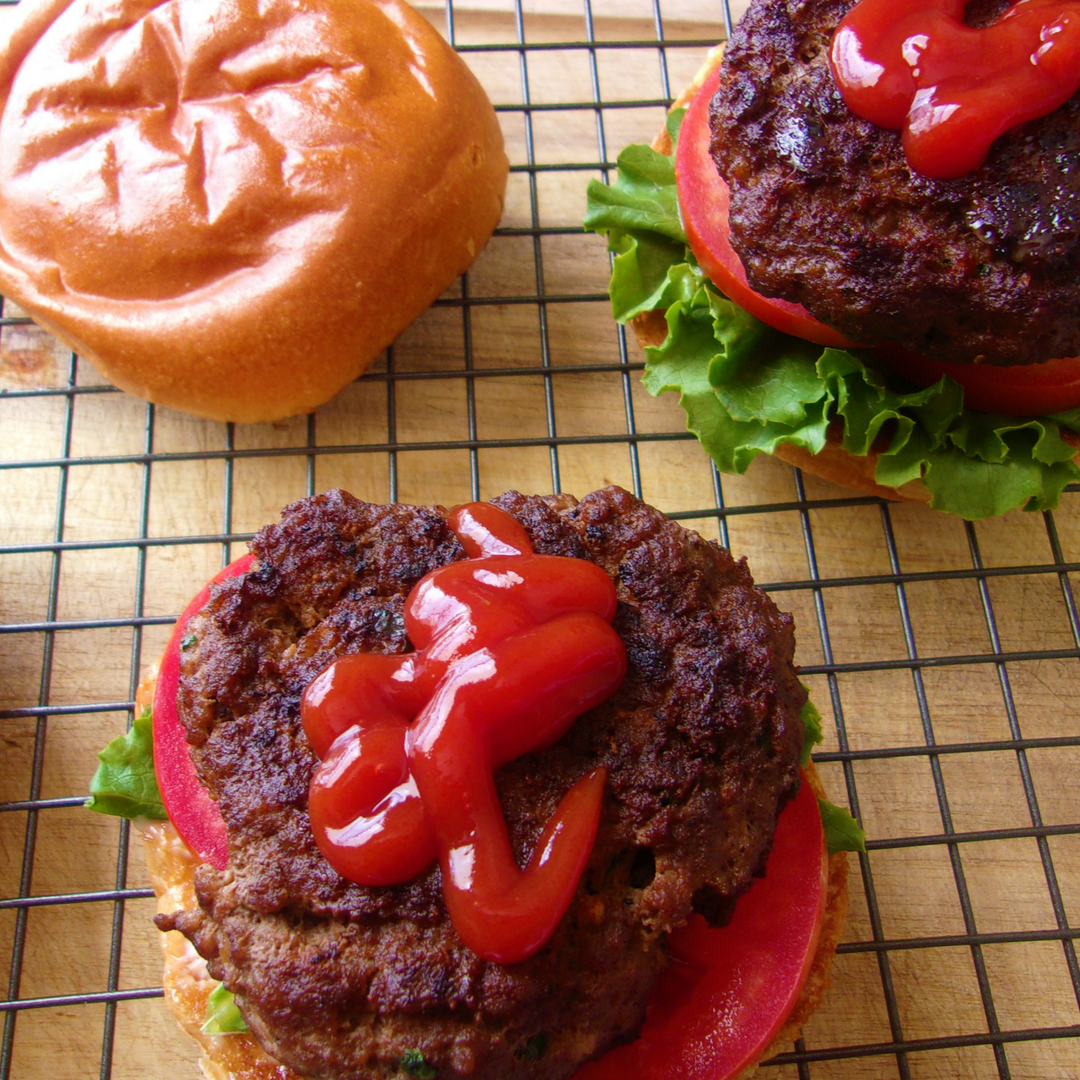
0;0;508;423
636;46;1080;505
144;487;849;1080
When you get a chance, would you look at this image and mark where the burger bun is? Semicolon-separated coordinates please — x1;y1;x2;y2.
0;0;508;423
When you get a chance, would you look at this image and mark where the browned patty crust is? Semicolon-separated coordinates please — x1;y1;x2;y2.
710;0;1080;366
156;487;807;1080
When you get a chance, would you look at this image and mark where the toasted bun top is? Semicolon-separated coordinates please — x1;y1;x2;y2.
0;0;508;422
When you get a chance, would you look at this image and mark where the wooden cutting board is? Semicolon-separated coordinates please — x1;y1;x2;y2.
1;0;1078;1077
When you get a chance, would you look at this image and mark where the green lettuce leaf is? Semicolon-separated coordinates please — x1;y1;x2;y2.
87;708;167;820
818;798;867;856
799;692;824;769
604;230;692;322
583;141;685;244
585;139;1080;519
202;982;249;1035
401;1050;438;1079
1051;407;1080;435
799;691;865;853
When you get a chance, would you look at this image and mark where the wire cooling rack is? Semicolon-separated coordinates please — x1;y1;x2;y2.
2;0;1080;1077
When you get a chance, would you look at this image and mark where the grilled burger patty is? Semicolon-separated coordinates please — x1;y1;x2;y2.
157;487;806;1080
710;0;1080;367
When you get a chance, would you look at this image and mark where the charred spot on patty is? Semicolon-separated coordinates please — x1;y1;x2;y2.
157;487;806;1080
710;0;1080;366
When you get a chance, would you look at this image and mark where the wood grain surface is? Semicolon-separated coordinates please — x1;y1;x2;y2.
1;1;1078;1078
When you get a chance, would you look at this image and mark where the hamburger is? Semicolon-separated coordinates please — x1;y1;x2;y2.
0;0;508;423
88;486;862;1080
584;0;1080;519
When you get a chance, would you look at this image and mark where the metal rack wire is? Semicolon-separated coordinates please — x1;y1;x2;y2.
1;0;1079;1076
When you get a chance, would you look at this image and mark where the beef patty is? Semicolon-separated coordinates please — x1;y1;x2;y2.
156;486;806;1080
710;0;1080;366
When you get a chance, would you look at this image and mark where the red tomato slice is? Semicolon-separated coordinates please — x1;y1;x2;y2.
573;772;827;1080
675;66;855;349
152;554;254;869
878;345;1080;417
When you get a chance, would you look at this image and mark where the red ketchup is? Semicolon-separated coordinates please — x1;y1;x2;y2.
300;503;627;964
830;0;1080;178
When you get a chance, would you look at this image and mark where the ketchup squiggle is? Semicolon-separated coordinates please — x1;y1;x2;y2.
301;502;627;963
830;0;1080;178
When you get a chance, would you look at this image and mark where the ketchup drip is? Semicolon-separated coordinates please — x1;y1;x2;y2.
301;502;627;964
830;0;1080;178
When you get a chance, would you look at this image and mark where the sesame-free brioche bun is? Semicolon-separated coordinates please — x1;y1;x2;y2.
135;666;848;1080
142;818;293;1080
0;0;508;423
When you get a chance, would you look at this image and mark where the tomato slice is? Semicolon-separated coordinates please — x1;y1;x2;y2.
152;554;254;869
878;345;1080;417
573;772;827;1080
675;66;855;349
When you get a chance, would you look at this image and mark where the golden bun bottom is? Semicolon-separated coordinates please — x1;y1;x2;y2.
134;670;294;1080
761;763;850;1075
0;0;508;424
141;819;298;1080
639;46;1080;507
